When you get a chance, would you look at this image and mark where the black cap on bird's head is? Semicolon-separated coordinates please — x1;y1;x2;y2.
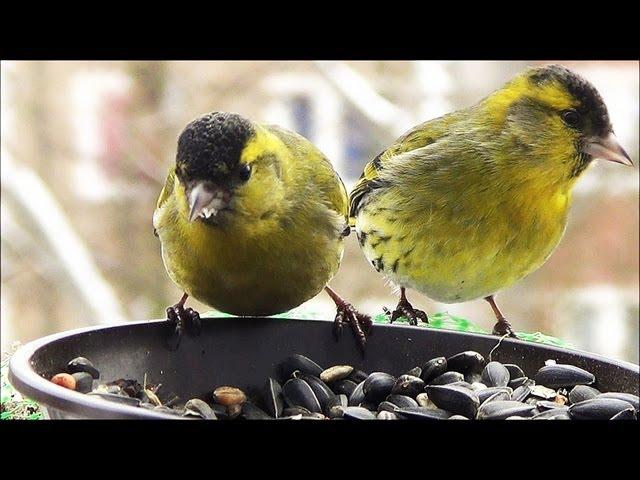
529;65;612;137
176;111;254;182
526;65;632;170
175;112;256;223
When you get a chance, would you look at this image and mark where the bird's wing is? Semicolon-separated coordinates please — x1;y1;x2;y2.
153;167;176;235
349;152;388;221
349;116;453;220
266;124;349;228
156;167;176;209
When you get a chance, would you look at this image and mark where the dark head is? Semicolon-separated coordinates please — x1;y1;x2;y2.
488;64;633;180
175;111;287;226
176;112;256;223
528;64;613;139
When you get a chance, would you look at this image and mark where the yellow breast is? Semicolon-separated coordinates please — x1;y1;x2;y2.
356;182;571;303
156;183;344;316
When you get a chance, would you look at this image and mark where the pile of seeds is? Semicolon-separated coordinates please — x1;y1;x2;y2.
50;357;181;415
49;352;638;420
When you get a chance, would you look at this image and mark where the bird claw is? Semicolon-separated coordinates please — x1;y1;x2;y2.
333;303;373;355
492;320;518;338
332;309;345;340
166;304;202;351
184;307;202;336
386;299;428;326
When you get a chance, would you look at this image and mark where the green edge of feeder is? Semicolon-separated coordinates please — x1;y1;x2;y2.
200;309;574;349
1;357;44;420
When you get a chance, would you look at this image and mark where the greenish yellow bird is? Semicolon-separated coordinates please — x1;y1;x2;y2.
350;64;633;338
154;111;371;350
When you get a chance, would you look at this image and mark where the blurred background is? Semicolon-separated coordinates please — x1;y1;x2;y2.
1;60;638;363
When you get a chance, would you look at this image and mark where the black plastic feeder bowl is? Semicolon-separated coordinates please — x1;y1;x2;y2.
8;317;640;419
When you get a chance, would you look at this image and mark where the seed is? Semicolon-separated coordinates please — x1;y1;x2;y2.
348;381;366;406
283;406;312;417
508;377;531;389
213;386;247;406
554;394;568;406
278;354;323;381
347;369;369;383
71;372;93;393
320;365;354;384
477;387;513;404
420;357;447;383
326;394;348;418
532;409;571;420
332;379;358;397
395;407;452;420
536;400;569;411
568;385;600;405
282;378;322;413
477;400;537;420
296;374;333;409
483;390;512;405
596;392;639;412
481;362;510;388
534;364;595;388
448;415;469;420
446;351;486;375
378;401;399;413
378;410;400;420
241;402;272;420
425;385;480;419
391;375;425;398
610;408;637;420
415;392;433;408
362;372;396;403
568;398;635;420
504;364;526;379
343;406;376;420
51;373;76;390
262;378;284;418
386;394;419;409
184;399;217;419
429;371;464;386
530;385;557;400
67;357;100;379
511;385;532;403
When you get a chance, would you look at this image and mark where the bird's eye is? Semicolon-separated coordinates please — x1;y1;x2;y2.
239;164;252;182
561;109;580;128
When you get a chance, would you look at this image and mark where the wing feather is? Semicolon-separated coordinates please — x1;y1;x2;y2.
348;113;459;221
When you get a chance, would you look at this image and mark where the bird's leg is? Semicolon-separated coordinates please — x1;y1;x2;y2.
165;293;202;350
324;286;372;354
484;295;517;338
387;287;428;326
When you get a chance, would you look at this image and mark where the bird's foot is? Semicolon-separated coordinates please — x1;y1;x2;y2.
492;319;518;338
333;302;373;354
166;304;202;351
385;298;428;326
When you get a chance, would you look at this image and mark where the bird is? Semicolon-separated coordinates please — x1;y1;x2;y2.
153;111;371;351
349;64;633;338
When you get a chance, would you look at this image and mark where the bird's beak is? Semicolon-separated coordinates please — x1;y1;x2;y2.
582;133;634;166
187;182;229;222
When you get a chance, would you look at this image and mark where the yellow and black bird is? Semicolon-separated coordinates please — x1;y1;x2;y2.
153;112;371;350
350;64;633;338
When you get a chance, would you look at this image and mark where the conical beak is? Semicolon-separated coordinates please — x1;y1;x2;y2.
582;133;634;166
188;183;215;222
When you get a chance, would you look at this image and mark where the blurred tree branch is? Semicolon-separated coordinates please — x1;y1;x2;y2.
1;149;126;325
313;61;414;137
